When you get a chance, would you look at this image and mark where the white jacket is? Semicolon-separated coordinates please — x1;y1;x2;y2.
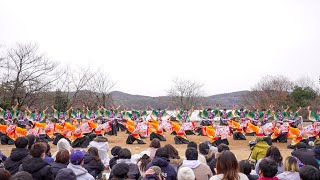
67;163;95;180
89;140;110;168
277;171;300;180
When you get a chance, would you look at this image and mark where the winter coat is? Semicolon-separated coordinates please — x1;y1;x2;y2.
276;171;300;180
251;141;269;161
146;157;177;180
83;153;104;178
4;148;32;175
210;173;249;180
19;157;54;180
180;160;213;180
291;148;319;168
67;163;95;180
89;136;110;168
51;161;68;178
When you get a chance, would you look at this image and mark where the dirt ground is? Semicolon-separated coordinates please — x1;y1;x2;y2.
0;131;294;161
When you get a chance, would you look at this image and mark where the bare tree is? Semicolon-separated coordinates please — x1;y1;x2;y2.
56;66;115;109
244;75;294;108
89;72;115;108
168;77;204;109
0;43;59;107
66;66;96;107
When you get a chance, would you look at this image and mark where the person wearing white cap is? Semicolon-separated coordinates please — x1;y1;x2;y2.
178;167;196;180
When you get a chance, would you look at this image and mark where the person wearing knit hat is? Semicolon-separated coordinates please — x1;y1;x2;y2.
55;168;76;180
111;146;122;156
178;167;195;180
109;146;122;169
110;163;129;179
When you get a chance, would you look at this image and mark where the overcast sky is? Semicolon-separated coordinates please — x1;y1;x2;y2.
0;0;319;96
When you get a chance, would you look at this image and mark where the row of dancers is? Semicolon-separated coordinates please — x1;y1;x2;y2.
0;104;320;149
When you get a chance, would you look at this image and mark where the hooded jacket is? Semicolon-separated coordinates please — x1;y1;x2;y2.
51;161;68;178
83;153;104;178
67;163;95;180
4;148;32;175
180;160;213;180
19;157;54;180
146;157;177;180
276;171;300;180
251;141;270;161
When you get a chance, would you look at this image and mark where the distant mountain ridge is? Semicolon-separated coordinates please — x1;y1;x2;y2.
111;90;249;109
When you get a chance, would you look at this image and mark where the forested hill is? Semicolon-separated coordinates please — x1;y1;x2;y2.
111;91;249;109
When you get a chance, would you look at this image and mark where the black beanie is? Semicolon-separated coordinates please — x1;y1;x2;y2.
111;146;122;156
111;163;129;178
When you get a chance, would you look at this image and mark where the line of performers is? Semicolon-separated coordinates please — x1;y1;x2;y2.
1;104;320;149
197;105;320;149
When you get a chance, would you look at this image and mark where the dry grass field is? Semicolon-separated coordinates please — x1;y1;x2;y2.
0;132;293;161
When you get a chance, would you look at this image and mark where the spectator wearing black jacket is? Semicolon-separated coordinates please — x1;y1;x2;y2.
18;142;54;180
109;146;122;169
291;142;318;168
4;136;32;175
83;147;104;178
51;149;70;178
